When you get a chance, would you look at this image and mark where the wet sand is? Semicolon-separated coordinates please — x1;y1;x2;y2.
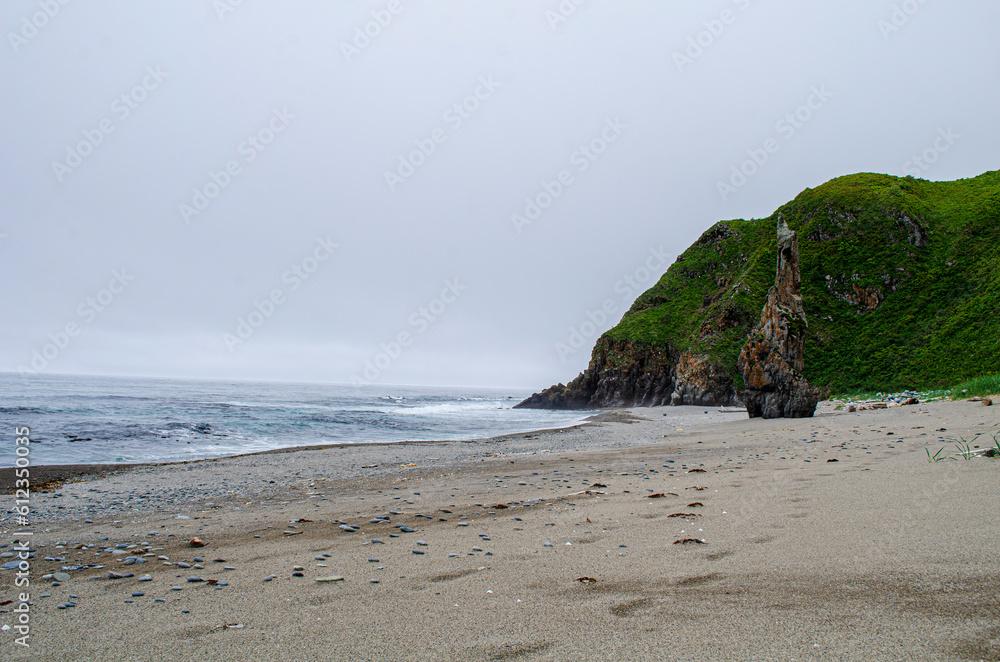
1;399;998;661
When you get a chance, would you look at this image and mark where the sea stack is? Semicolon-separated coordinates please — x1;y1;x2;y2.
738;215;819;419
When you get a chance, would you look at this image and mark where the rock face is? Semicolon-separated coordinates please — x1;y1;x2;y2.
514;338;678;409
737;215;819;419
515;340;739;409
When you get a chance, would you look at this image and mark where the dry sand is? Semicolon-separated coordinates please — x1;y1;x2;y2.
1;399;998;661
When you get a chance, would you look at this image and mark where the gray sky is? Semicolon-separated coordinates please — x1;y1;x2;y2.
2;0;997;388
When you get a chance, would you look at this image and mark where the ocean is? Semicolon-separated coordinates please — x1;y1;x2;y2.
0;374;590;467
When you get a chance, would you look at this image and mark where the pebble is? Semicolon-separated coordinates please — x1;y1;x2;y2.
472;547;483;552
368;558;379;563
131;592;144;597
371;539;384;545
187;576;204;583
40;594;51;598
369;579;379;584
315;576;344;582
53;572;72;582
416;540;429;547
137;575;153;582
543;542;553;547
176;562;192;569
412;549;425;555
170;586;183;591
292;572;304;578
154;598;166;603
399;526;415;533
264;575;277;582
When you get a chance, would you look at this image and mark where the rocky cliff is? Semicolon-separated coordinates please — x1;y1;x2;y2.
516;170;1000;410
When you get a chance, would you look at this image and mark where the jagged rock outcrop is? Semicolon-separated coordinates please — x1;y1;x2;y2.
737;215;819;418
515;338;677;409
515;340;740;410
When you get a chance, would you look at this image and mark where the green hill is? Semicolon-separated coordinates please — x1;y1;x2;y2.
517;170;1000;409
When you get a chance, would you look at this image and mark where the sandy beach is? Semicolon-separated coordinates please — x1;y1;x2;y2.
2;399;998;661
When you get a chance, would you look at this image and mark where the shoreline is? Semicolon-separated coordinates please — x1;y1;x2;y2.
0;411;617;493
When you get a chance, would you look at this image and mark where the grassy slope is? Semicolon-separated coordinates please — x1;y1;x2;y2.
602;170;1000;393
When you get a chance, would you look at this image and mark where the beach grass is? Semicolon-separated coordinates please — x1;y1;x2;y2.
948;372;1000;400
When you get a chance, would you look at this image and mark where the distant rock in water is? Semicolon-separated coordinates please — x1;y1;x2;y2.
738;215;819;418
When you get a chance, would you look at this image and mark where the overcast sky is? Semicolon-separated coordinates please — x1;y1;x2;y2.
2;0;997;389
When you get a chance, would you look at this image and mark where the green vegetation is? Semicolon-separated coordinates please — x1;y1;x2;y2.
925;432;1000;462
602;170;1000;394
948;373;1000;400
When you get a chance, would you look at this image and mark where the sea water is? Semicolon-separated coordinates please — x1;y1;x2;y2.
0;374;589;467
